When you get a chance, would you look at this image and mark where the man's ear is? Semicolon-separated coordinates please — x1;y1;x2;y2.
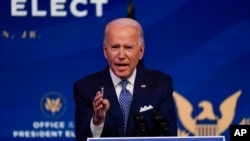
103;46;108;59
139;45;145;59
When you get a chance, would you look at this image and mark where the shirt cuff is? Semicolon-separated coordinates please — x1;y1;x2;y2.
90;117;104;138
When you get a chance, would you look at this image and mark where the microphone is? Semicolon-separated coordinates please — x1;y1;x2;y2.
151;112;169;136
133;112;149;136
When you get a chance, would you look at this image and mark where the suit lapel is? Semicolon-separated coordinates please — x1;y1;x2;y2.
131;67;150;112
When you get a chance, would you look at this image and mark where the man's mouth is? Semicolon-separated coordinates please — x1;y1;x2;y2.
116;63;128;66
115;63;129;68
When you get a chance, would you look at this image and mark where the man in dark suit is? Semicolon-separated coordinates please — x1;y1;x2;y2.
74;18;177;141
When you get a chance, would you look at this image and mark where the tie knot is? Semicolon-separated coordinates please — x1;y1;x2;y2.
120;80;129;90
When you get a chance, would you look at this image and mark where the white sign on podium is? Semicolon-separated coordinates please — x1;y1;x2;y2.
88;136;225;141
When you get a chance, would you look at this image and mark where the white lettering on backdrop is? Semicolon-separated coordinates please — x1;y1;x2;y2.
11;0;108;17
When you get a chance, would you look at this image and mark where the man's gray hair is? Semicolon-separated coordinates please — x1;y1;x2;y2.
103;18;144;45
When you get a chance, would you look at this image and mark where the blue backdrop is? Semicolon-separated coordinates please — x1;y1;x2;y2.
1;0;249;141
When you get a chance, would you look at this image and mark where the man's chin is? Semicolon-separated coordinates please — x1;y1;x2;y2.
114;71;130;79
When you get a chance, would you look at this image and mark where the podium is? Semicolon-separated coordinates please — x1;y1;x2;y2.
88;136;225;141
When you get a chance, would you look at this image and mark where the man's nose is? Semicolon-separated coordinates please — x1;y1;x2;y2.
118;48;125;58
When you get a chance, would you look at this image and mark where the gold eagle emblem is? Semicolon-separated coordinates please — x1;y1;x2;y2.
45;97;62;115
173;90;241;136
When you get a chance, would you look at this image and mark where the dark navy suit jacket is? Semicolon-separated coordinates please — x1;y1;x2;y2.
74;67;177;141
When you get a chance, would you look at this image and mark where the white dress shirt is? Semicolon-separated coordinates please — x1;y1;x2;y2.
90;68;136;137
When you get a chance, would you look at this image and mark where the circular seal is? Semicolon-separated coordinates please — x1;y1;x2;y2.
40;91;67;119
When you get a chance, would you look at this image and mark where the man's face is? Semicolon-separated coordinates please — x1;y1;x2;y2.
104;25;144;79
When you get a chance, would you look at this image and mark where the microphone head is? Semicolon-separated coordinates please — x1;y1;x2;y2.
151;112;162;123
133;112;144;121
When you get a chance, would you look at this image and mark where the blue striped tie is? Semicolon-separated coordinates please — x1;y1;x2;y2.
119;80;133;132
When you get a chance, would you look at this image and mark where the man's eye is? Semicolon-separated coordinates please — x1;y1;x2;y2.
125;46;133;49
111;45;119;48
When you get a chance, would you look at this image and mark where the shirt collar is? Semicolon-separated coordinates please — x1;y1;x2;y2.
109;68;136;87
